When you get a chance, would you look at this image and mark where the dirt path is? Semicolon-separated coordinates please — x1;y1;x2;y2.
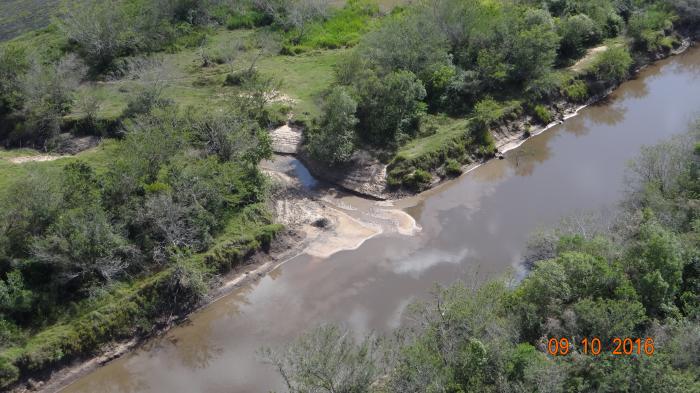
570;45;609;73
6;155;67;164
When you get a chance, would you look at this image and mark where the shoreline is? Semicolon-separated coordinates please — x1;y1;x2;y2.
298;39;696;202
18;229;311;393
20;159;419;393
15;39;695;393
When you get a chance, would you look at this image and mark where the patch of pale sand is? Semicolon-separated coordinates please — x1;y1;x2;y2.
369;208;421;236
269;124;302;154
7;155;67;164
304;208;382;259
239;90;298;104
570;45;608;73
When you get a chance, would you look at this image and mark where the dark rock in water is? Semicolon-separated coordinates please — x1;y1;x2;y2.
312;217;331;229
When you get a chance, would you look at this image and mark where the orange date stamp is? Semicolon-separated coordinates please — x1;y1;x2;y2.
546;337;655;356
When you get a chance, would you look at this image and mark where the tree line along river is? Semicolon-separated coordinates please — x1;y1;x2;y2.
61;47;700;393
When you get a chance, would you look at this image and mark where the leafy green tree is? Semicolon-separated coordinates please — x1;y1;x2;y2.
358;12;450;80
670;0;700;26
558;14;601;59
573;298;646;338
625;218;684;316
59;0;141;71
559;0;623;36
0;173;60;262
308;86;358;165
475;48;510;89
31;162;137;290
0;271;33;318
12;56;83;149
590;46;632;82
355;70;426;146
628;8;674;52
0;45;28;115
509;9;560;83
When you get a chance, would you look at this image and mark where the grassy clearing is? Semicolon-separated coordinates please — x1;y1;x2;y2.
388;99;525;188
0;141;119;189
0;0;61;42
398;116;471;161
387;116;474;189
258;49;346;120
7;24;346;125
0;150;65;190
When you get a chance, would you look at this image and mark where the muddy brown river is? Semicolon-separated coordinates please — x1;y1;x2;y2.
62;48;700;393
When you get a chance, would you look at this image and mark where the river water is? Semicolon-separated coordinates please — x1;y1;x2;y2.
62;48;700;393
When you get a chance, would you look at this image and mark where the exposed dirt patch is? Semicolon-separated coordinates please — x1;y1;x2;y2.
55;135;100;155
570;45;609;73
270;123;303;154
7;155;67;164
298;149;391;200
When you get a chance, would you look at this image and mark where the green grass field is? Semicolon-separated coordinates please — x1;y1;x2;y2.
29;26;345;123
0;0;62;41
398;117;471;161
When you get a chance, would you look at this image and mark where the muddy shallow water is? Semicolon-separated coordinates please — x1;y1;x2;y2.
62;48;700;393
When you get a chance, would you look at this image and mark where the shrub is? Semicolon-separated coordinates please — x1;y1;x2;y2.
563;79;589;102
525;72;567;101
533;105;553;124
445;159;463;177
9;55;83;149
473;98;506;130
590;46;633;83
226;10;270;29
224;69;259;86
402;169;432;191
0;355;19;389
58;1;140;71
472;99;522;131
629;8;674;53
259;0;331;45
165;258;209;310
387;168;403;188
0;45;29;115
122;84;173;118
